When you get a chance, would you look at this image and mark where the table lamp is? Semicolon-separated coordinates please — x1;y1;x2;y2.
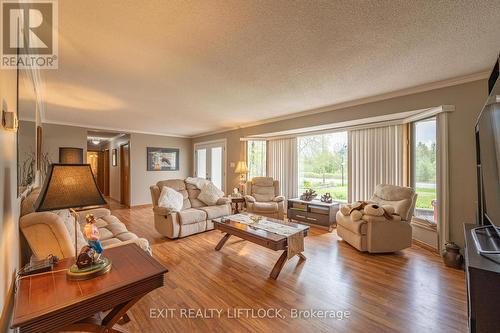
234;161;249;194
34;164;109;280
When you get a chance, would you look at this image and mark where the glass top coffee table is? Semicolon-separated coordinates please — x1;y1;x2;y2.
213;214;309;280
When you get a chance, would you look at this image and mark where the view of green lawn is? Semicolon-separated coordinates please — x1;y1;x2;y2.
298;183;436;210
415;187;436;209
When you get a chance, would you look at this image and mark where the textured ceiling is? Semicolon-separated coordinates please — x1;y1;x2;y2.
41;0;500;137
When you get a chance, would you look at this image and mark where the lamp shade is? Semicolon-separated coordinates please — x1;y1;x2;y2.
34;164;107;211
234;161;249;174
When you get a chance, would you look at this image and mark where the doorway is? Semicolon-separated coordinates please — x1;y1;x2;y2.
120;142;130;206
194;140;226;191
87;150;105;193
103;149;110;196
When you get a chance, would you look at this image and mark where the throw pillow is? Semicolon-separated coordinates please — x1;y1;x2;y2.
185;177;210;189
158;186;184;211
198;182;224;206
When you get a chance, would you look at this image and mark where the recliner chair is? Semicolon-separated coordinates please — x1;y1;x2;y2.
244;177;285;220
336;184;417;253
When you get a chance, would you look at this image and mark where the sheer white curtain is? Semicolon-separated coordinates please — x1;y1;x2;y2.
436;112;450;252
267;138;298;200
348;125;404;201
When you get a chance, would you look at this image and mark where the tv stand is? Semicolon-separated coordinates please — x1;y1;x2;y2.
464;224;500;332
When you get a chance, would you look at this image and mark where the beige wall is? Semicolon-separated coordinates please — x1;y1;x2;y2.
43;123;88;164
194;80;488;247
130;133;192;206
0;69;21;333
35;122;193;206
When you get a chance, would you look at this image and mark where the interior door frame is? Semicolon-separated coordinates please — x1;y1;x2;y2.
193;139;227;192
104;148;110;196
120;142;131;207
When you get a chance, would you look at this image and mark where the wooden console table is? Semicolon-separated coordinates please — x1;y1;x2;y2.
287;198;339;231
11;244;167;333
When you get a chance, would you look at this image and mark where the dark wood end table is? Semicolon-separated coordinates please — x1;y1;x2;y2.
11;243;168;333
230;196;246;213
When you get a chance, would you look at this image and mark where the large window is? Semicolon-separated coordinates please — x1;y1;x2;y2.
247;140;266;180
298;132;348;201
411;118;437;223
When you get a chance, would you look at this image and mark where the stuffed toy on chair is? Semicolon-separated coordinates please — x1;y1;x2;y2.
340;201;396;221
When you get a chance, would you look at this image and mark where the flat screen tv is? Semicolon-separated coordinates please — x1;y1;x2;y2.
473;60;500;254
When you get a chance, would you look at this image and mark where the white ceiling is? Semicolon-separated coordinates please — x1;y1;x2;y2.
40;0;500;137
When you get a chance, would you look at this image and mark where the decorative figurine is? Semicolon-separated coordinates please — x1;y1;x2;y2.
442;242;464;269
76;245;96;269
321;192;333;203
232;187;242;198
300;189;317;201
83;214;103;263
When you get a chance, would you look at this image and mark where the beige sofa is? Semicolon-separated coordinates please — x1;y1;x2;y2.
19;188;151;260
150;179;231;239
336;184;417;253
244;177;285;220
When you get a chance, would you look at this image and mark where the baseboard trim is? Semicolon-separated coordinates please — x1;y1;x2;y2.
412;239;439;254
131;203;152;209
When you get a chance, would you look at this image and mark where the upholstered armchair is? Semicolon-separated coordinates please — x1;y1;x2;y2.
336;184;417;253
244;177;285;220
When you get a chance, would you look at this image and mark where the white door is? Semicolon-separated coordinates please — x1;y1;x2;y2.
194;140;226;191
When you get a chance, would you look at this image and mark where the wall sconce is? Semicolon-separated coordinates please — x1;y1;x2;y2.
1;108;18;132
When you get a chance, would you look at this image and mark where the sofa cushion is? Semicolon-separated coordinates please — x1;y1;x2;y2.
98;227;114;240
55;209;87;252
158;186;184;211
252;185;275;202
21;187;41;217
115;231;138;242
185;177;209;189
198;182;224;206
100;238;121;247
104;221;129;236
186;183;206;208
371;184;415;221
178;208;207;225
199;205;231;219
252;201;279;213
336;212;368;235
252;177;274;187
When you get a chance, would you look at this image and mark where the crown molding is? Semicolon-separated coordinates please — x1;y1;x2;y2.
41;71;489;140
191;70;489;138
41;119;191;138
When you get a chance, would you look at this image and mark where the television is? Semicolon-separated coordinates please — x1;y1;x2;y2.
473;54;500;255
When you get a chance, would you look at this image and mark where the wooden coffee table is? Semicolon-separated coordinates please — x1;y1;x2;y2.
11;243;167;333
213;215;309;279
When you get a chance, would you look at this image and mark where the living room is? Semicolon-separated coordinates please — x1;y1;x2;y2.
1;1;500;332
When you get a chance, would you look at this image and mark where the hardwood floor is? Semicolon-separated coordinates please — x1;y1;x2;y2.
109;202;467;333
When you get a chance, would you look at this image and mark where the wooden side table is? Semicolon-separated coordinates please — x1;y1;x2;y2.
11;243;168;333
230;196;246;214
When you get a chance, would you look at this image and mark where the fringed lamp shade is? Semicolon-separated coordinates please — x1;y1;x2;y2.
235;161;249;185
34;164;107;211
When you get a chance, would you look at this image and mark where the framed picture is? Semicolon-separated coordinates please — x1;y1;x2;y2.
147;147;179;171
112;149;117;166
